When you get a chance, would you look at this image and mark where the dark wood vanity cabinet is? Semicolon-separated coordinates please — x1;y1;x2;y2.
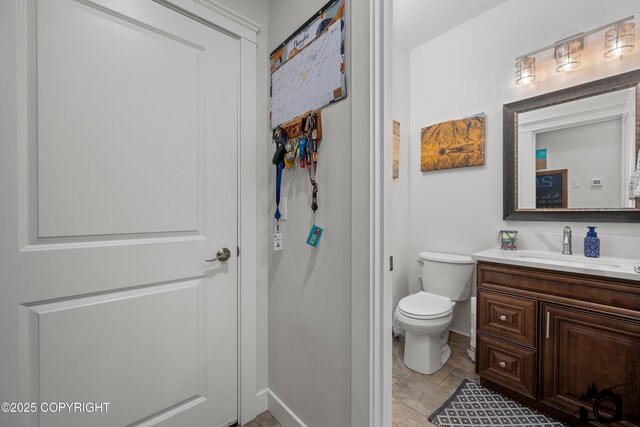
541;305;640;425
476;262;640;427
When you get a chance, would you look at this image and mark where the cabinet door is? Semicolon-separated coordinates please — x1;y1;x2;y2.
542;305;640;426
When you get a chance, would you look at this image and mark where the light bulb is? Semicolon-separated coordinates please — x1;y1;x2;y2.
516;56;536;85
604;22;635;58
555;40;582;72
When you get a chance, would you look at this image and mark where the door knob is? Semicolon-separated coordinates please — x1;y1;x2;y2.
499;315;507;321
206;248;231;263
498;361;506;369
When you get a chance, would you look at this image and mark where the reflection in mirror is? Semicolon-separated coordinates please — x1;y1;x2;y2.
517;87;637;210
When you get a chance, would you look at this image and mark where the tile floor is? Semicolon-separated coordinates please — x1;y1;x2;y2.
392;331;478;427
242;410;281;427
241;332;476;427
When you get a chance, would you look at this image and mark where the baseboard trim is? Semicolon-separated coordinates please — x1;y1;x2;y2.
449;328;471;338
256;389;268;414
267;389;307;427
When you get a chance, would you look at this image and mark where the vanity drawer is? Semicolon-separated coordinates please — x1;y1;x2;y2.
478;290;537;347
477;334;536;398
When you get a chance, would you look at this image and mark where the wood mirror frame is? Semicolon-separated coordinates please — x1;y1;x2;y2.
503;69;640;222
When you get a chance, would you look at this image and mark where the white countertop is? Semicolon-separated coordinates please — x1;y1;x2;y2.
472;247;640;282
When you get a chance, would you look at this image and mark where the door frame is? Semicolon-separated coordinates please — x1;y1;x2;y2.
349;0;392;425
154;1;260;424
367;0;392;425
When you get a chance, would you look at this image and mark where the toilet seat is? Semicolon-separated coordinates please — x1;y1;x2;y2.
398;291;453;320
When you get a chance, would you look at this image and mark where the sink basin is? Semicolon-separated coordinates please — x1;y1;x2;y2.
472;248;640;281
515;250;622;268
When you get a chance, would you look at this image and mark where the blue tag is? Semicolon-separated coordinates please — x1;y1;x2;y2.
306;225;323;247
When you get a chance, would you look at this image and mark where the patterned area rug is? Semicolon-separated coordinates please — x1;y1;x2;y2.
428;380;566;427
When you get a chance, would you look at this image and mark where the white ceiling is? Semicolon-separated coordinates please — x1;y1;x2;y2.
393;0;509;50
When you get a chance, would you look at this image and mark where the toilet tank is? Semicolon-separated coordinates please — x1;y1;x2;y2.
419;251;475;301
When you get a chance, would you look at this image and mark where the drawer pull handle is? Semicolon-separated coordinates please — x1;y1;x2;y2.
498;361;506;368
546;311;550;339
499;315;507;321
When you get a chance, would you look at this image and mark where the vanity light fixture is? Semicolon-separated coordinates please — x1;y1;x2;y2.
555;39;583;72
515;56;536;85
514;15;635;85
604;22;635;58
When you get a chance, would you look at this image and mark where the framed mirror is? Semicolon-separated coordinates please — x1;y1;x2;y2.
504;69;640;222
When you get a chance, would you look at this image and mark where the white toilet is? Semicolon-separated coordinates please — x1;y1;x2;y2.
395;251;475;375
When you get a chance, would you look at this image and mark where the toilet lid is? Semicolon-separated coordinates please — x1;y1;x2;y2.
419;251;474;264
398;292;453;320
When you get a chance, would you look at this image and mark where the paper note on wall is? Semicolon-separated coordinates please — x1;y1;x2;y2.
271;21;343;128
536;148;547;170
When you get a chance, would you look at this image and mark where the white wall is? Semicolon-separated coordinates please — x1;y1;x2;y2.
536;119;622;208
391;42;411;318
408;0;640;336
266;1;352;425
211;3;374;425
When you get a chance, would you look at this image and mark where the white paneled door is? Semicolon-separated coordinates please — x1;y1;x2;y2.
0;0;239;426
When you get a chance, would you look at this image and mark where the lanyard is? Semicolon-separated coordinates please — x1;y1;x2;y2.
273;128;285;221
275;162;283;220
305;114;319;219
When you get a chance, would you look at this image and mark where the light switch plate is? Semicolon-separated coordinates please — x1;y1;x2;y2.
280;197;287;220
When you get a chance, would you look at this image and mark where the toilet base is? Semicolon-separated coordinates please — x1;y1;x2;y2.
403;329;451;375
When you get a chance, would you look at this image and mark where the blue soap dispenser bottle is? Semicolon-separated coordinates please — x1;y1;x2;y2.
584;226;600;258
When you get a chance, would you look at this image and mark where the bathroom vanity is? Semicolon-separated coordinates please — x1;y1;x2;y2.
489;68;640;425
473;249;640;426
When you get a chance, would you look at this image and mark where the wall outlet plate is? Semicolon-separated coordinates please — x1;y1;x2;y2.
591;178;603;187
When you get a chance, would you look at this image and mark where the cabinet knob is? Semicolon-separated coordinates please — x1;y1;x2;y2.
498;361;506;368
499;315;507;321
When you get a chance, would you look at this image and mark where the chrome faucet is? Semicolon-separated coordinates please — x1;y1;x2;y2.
562;226;572;255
